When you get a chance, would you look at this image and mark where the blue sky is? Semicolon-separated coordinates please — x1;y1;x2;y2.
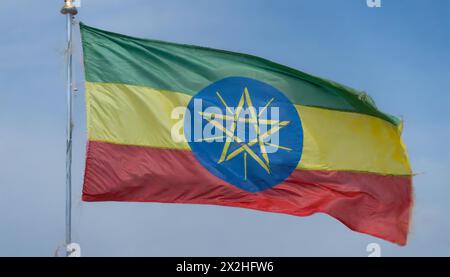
0;0;449;256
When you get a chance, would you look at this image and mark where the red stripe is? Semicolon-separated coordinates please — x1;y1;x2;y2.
83;141;412;245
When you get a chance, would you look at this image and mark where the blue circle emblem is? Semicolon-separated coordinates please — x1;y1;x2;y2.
184;77;303;192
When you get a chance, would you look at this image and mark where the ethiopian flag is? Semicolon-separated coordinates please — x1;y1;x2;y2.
80;23;413;245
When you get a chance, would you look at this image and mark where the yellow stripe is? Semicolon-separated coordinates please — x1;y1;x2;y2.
86;82;411;175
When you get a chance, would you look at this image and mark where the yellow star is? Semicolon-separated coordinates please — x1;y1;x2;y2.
200;87;291;179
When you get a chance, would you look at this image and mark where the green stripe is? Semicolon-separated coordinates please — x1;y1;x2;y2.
80;22;400;126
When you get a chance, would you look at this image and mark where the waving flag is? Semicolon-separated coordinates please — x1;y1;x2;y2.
80;23;413;245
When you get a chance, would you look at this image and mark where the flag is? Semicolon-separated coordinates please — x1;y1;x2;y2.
80;23;413;245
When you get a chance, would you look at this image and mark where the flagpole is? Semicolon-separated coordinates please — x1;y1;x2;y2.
61;0;78;256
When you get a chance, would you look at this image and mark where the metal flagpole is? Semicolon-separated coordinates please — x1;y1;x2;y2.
60;0;78;257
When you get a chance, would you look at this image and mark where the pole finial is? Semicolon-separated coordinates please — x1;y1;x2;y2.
61;0;78;15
